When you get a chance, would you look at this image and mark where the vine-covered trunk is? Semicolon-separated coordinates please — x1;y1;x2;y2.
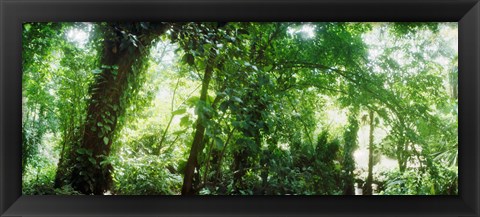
57;23;168;194
364;110;375;195
73;40;140;194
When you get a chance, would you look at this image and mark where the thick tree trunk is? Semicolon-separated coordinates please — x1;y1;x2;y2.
72;39;139;194
58;23;168;194
364;110;375;195
182;51;216;195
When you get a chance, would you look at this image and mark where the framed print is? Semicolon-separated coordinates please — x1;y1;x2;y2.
1;0;479;216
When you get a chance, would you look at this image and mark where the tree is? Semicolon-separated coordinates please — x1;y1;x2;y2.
56;23;170;195
363;110;376;195
342;110;359;195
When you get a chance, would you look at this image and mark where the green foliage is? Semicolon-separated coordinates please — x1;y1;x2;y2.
22;163;57;195
112;155;182;195
390;22;439;36
311;131;343;194
22;22;458;195
378;165;457;195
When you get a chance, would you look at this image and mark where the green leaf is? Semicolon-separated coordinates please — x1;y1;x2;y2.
173;129;187;135
103;137;109;145
263;65;273;71
180;115;190;127
97;122;103;127
231;96;243;103
207;95;215;105
215;137;224;149
76;148;86;155
186;96;200;106
24;23;32;31
172;108;187;116
100;158;111;166
88;157;96;165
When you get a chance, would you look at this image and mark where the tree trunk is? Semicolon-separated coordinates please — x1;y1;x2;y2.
58;23;168;194
395;136;407;173
181;51;216;195
364;110;375;195
398;147;407;173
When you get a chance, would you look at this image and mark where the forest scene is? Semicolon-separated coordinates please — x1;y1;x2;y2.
22;22;458;195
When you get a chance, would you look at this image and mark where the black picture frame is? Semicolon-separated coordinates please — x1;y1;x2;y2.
1;0;478;216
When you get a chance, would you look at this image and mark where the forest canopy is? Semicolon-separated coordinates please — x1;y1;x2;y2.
22;22;458;195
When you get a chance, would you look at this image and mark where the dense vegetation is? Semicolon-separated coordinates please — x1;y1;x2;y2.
22;22;458;195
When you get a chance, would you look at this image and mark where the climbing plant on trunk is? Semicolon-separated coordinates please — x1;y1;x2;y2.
56;23;169;194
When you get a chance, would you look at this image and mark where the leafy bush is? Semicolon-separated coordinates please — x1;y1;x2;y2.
22;164;57;195
23;163;82;195
112;154;182;195
378;165;457;195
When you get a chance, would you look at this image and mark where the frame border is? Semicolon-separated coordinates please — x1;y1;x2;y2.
1;0;479;216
